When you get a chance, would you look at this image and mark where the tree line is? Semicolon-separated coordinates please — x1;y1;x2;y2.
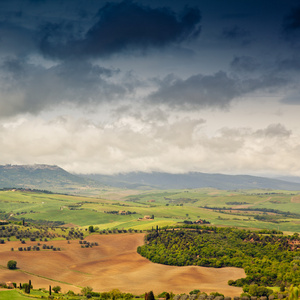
137;226;300;289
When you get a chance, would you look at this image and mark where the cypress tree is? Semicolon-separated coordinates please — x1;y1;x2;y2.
148;291;155;300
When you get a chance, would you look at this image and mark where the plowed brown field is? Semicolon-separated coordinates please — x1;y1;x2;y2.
0;234;245;296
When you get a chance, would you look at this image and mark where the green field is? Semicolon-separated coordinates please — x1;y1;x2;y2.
0;188;299;233
0;289;142;300
0;289;37;300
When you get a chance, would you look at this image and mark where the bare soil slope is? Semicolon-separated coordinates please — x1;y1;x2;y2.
0;234;245;296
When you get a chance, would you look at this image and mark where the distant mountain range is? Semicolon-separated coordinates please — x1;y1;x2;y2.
85;172;300;191
0;164;98;193
1;164;299;192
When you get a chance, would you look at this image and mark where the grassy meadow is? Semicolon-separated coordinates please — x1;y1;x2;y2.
0;188;299;233
0;290;30;300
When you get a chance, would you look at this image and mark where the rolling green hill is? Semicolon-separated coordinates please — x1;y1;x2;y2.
0;164;103;194
0;188;299;233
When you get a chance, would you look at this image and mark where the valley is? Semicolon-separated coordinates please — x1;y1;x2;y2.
0;184;300;299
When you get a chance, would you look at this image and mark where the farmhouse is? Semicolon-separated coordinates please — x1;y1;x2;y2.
6;281;14;289
138;215;154;221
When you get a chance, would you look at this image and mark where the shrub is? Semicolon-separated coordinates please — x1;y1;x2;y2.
52;286;61;293
190;290;201;295
81;286;93;296
210;292;224;298
67;290;75;296
124;293;134;300
110;289;122;300
7;260;17;269
23;283;30;294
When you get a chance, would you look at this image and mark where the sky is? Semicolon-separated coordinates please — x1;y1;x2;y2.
1;0;300;176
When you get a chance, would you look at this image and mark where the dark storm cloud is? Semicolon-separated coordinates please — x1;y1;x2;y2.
0;22;36;56
283;6;300;32
221;25;251;45
230;56;260;73
150;71;238;109
241;75;288;93
221;13;251;20
39;1;201;59
149;71;287;109
282;5;300;48
0;58;133;117
0;0;298;117
277;57;300;72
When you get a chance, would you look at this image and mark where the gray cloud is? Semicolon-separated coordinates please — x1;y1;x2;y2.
241;75;288;93
0;54;291;118
150;71;238;109
229;55;300;106
0;110;299;176
0;58;134;117
149;71;287;109
0;0;300;177
281;93;300;105
277;56;300;72
230;56;260;73
0;22;36;56
39;1;201;59
254;123;292;138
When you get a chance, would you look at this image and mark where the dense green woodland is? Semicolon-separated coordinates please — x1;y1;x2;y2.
137;226;300;288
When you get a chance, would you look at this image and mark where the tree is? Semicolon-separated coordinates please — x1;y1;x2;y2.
124;293;134;300
88;225;95;233
23;283;30;294
249;284;272;297
148;291;155;300
158;292;171;300
110;289;122;300
67;290;76;296
7;260;17;269
52;286;61;293
81;286;93;296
